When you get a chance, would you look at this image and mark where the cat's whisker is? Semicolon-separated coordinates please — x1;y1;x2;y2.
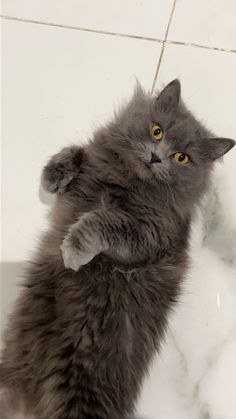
166;183;176;207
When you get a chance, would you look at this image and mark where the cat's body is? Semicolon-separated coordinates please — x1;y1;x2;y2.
1;148;189;419
0;80;234;419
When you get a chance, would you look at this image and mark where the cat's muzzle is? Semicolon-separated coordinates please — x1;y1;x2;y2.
150;152;162;164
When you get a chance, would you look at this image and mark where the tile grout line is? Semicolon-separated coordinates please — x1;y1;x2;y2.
150;45;165;93
1;14;235;55
166;39;236;54
0;15;164;44
151;0;177;93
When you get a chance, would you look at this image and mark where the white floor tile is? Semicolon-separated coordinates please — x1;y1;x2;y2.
155;44;236;274
137;43;236;419
3;0;174;40
2;19;161;262
2;5;236;418
168;0;236;51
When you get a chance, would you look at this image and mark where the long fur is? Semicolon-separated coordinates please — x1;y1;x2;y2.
1;80;234;419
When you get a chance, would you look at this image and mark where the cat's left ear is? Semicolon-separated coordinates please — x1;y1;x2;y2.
155;79;181;113
200;137;235;161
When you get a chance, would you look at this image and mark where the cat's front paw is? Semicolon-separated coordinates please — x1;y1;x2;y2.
61;235;98;271
41;146;84;194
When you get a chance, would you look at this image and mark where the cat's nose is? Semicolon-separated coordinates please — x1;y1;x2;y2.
150;152;162;164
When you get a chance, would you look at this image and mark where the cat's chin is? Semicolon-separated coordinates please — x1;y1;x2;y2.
148;165;164;182
131;160;153;181
149;164;172;183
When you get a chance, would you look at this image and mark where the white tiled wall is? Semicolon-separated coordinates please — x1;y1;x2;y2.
1;2;236;418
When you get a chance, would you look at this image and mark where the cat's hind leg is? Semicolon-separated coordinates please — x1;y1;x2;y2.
0;385;35;419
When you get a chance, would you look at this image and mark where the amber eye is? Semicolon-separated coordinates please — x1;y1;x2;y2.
173;152;189;164
150;124;163;141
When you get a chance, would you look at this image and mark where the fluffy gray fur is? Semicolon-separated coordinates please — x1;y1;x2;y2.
0;80;235;419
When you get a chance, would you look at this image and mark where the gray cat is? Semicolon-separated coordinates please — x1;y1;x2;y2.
0;80;234;419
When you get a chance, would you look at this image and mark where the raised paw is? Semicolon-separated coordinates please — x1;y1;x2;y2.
61;234;99;271
41;146;84;194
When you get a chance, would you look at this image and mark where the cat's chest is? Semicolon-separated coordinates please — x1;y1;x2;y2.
63;262;175;359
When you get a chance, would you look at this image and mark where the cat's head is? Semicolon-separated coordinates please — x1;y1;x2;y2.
92;80;235;205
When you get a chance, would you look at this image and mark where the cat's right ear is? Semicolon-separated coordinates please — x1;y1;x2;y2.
155;79;181;113
199;137;235;161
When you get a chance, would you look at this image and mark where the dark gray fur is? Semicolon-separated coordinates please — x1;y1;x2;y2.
0;80;234;419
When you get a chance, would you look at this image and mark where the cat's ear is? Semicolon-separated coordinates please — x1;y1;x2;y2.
155;79;181;113
200;137;235;161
